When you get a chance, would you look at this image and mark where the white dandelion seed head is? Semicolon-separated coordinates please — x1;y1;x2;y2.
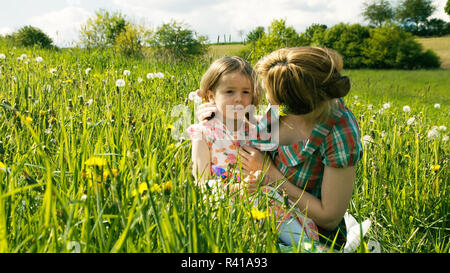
123;70;131;76
116;79;125;87
383;102;391;109
188;91;202;104
49;68;57;74
0;53;6;59
354;95;358;100
156;72;164;78
146;73;155;79
86;99;94;106
137;77;143;83
85;68;91;75
427;128;440;140
443;135;449;142
362;135;373;145
367;104;373;110
439;125;447;132
434;104;440;109
403;106;411;112
407;117;415;126
35;56;43;62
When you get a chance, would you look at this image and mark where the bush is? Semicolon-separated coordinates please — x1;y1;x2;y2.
362;25;440;69
13;26;53;48
150;20;208;60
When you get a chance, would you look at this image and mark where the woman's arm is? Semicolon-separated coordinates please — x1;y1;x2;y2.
191;139;211;185
265;163;355;231
239;145;355;231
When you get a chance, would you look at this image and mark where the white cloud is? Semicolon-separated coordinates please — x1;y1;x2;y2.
431;0;450;20
28;7;92;47
112;0;367;42
0;27;13;36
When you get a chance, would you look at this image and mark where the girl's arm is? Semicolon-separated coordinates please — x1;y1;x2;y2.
191;138;211;185
264;163;355;231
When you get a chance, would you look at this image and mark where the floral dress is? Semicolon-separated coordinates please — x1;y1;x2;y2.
187;117;252;180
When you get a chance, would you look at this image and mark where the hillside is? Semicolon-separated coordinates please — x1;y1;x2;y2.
417;35;450;69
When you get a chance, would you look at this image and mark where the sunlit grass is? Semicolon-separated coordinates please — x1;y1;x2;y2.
0;44;448;253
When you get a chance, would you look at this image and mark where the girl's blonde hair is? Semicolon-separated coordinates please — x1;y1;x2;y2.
199;56;262;107
255;47;350;119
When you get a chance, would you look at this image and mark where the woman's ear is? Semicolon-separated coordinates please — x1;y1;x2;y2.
206;90;215;103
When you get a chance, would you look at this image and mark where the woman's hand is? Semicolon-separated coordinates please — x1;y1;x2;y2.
239;145;272;176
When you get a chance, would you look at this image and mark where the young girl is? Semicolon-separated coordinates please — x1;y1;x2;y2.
187;56;261;186
197;47;363;250
188;56;322;250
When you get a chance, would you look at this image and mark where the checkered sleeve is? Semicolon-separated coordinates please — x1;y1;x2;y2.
320;110;363;168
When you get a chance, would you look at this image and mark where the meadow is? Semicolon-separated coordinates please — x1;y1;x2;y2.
0;42;448;253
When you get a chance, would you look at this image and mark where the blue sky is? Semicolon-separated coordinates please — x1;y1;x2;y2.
1;0;448;47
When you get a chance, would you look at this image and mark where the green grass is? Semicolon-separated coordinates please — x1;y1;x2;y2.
0;45;448;253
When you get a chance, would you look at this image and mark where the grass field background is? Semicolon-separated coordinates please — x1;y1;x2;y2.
0;38;448;253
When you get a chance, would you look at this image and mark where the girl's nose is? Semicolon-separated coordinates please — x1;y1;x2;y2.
234;93;243;103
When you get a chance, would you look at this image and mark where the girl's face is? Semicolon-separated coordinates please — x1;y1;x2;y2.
207;72;253;120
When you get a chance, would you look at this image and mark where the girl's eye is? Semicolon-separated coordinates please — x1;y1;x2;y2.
226;90;233;94
243;91;250;94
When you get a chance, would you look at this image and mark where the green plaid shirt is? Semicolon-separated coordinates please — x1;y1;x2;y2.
270;98;363;247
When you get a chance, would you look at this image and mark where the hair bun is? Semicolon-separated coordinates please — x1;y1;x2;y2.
325;75;350;98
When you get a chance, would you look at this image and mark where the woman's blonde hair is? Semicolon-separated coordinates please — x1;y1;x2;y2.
199;56;262;107
255;47;350;119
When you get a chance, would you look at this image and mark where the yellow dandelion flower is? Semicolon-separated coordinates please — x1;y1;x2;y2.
163;180;172;191
40;110;46;116
355;102;361;107
167;144;175;150
0;162;6;173
250;207;267;220
84;156;107;167
431;164;440;172
23;116;33;125
132;182;149;197
166;124;173;130
150;183;162;194
403;154;411;159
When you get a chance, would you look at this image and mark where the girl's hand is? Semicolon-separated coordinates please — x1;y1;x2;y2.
196;102;217;123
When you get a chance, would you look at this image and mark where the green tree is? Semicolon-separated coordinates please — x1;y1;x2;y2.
13;26;53;48
79;9;127;49
299;24;327;45
251;19;302;63
396;0;436;26
114;24;152;57
362;0;395;27
246;26;265;43
445;0;450;16
150;20;208;59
